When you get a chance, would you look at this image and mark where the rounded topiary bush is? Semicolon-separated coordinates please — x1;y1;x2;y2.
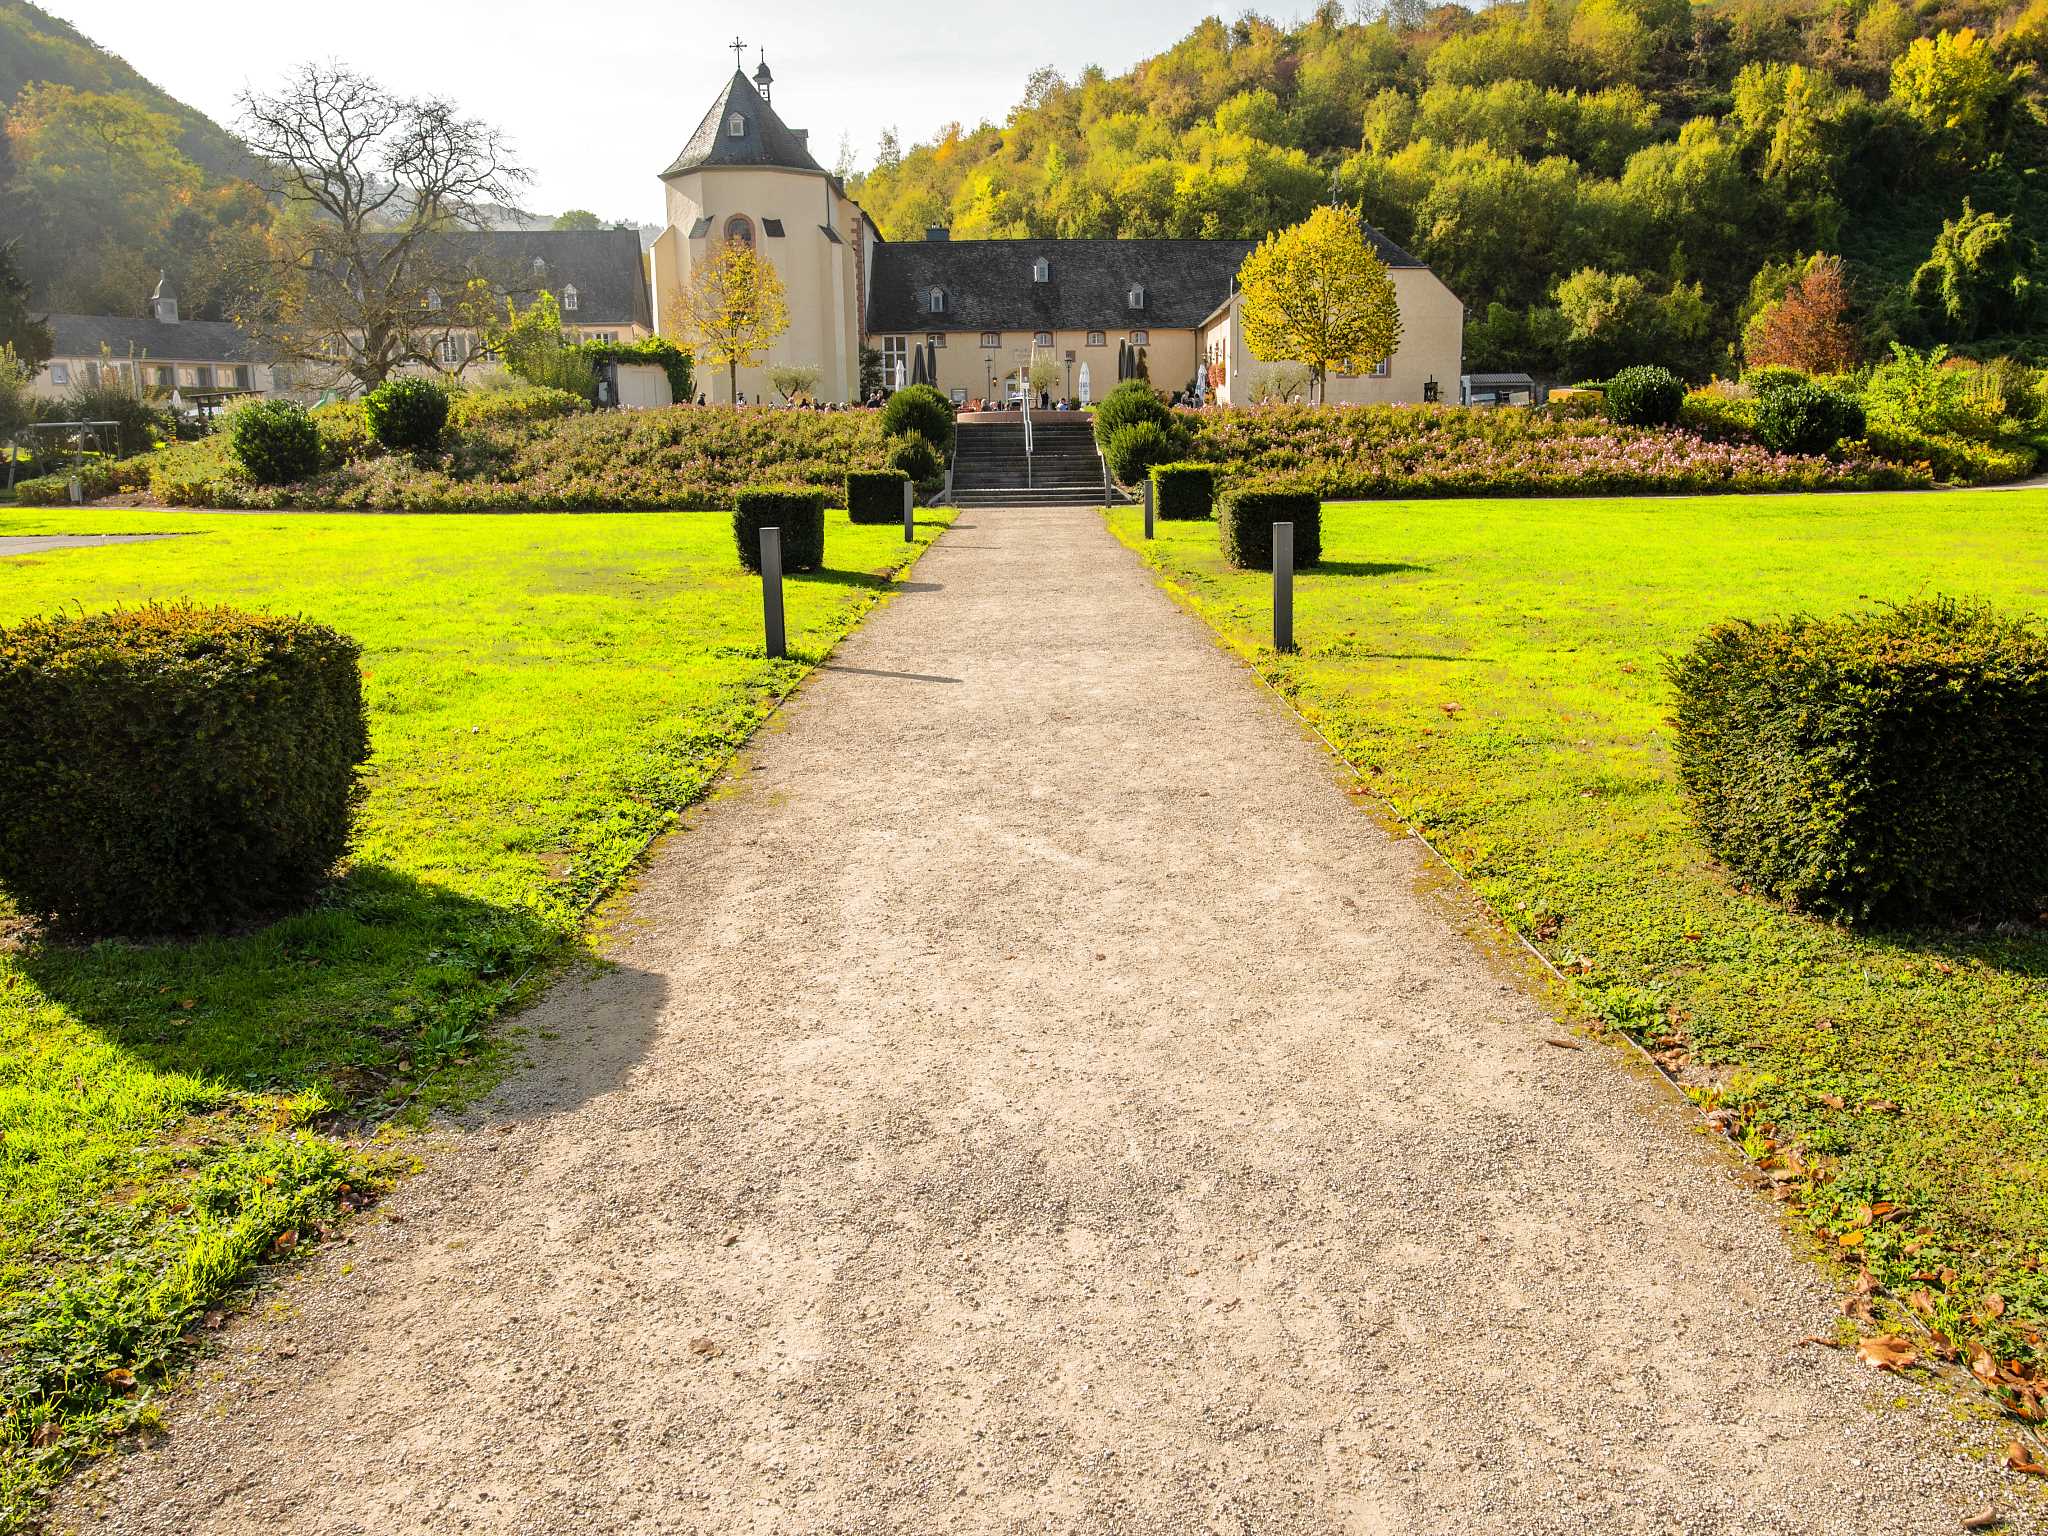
733;488;826;573
879;384;955;452
1604;365;1686;428
229;400;322;485
846;468;912;524
0;603;369;934
1092;380;1172;451
1151;462;1218;520
364;377;450;452
1219;481;1322;571
1105;421;1172;486
1754;381;1866;456
885;432;943;489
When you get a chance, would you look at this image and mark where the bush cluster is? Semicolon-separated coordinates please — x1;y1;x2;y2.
229;400;322;485
0;603;369;934
1668;600;2048;925
846;468;910;524
364;377;450;452
1151;462;1218;520
1753;379;1865;455
1092;380;1173;450
880;384;955;453
1219;481;1322;570
885;432;943;489
1105;421;1172;486
733;488;826;573
1603;365;1685;428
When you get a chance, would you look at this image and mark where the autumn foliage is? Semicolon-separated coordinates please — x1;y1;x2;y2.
1743;256;1860;375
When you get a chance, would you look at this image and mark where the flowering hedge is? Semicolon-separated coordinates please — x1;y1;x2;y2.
126;406;893;511
1180;403;1928;496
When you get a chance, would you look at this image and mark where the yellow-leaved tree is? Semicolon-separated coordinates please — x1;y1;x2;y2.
672;241;790;402
1236;206;1401;406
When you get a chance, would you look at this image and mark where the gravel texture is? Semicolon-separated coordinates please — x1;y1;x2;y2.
0;534;181;557
54;505;2039;1535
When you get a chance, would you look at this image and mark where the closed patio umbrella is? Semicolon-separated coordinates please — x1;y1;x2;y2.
926;340;939;389
1116;339;1129;382
909;344;929;387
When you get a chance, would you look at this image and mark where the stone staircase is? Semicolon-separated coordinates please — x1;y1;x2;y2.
949;418;1131;507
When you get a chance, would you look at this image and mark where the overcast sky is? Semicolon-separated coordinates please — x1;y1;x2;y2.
53;0;1256;222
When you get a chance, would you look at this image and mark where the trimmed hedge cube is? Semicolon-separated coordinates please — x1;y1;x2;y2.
1151;462;1218;520
847;469;912;524
1219;482;1322;570
733;488;826;572
0;603;369;934
1668;600;2048;925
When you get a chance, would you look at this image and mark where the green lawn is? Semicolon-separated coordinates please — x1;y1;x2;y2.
0;506;947;1525
1112;489;2048;1400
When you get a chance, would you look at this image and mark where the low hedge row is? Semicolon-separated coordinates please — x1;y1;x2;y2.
1220;482;1322;570
1151;462;1218;520
847;469;910;524
733;488;826;573
1669;599;2048;925
0;602;369;934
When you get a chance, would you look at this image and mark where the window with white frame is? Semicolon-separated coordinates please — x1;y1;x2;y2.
1032;257;1049;283
49;362;69;386
1372;357;1390;377
728;112;745;137
424;288;442;312
979;331;1000;349
881;335;909;386
1128;285;1146;309
437;335;464;365
926;332;945;348
1033;330;1052;347
563;284;579;311
1086;331;1105;347
928;286;945;313
532;256;546;273
951;388;966;405
1131;329;1150;346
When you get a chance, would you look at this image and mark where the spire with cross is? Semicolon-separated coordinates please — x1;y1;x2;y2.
729;36;746;72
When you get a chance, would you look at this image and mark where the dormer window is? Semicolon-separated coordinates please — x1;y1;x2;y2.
532;256;546;273
728;112;745;137
1032;257;1050;283
562;284;579;312
424;288;442;312
1129;284;1146;310
928;286;945;314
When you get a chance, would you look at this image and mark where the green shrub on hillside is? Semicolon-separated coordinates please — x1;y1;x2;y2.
1604;366;1685;427
885;431;943;490
0;603;369;933
1669;600;2048;925
1678;388;1758;441
364;377;449;452
732;488;826;573
447;384;587;432
311;399;372;465
1151;462;1218;520
1219;481;1322;570
1861;423;2036;484
1106;421;1175;486
846;468;911;524
1092;381;1172;452
880;384;955;452
229;400;322;484
1755;380;1865;455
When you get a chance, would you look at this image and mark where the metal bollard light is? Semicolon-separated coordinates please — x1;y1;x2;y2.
1272;521;1295;654
1142;477;1155;539
902;478;915;543
759;526;786;659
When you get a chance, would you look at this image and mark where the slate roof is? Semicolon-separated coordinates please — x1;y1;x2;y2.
420;228;653;329
865;231;1425;334
47;313;263;363
662;71;824;179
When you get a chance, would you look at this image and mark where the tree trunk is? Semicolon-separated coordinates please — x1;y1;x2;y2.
728;360;738;403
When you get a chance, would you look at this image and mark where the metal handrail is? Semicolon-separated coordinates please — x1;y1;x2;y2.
1021;387;1033;489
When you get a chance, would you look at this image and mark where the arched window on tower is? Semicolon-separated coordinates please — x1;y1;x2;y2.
724;215;755;249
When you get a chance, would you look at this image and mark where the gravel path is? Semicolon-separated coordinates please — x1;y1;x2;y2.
0;533;182;557
56;506;2036;1535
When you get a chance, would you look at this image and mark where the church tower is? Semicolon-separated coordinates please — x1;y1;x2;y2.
650;55;876;404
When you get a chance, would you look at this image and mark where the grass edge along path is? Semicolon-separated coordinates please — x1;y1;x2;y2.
1107;490;2048;1435
0;507;952;1530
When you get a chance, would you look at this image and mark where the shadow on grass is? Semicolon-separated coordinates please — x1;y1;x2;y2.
792;567;898;592
1309;561;1431;578
12;862;660;1126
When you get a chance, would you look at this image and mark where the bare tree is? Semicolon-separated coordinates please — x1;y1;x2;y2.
233;63;531;391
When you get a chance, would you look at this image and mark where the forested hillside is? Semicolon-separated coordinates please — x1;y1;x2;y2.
0;1;267;318
849;0;2048;377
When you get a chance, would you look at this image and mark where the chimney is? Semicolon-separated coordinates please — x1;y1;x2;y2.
925;226;950;242
151;269;180;324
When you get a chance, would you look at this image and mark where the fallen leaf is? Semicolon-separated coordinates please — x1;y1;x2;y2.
201;1309;224;1330
1983;1293;2008;1321
2005;1439;2047;1476
688;1336;723;1360
721;1232;739;1248
178;998;196;1011
270;1229;298;1256
1908;1288;1937;1318
1794;1333;1840;1348
1856;1335;1917;1371
1853;1270;1881;1296
1543;1036;1582;1051
29;1425;59;1448
1839;1230;1866;1249
102;1367;136;1390
1817;1092;1846;1110
1868;1099;1902;1114
1974;1349;2004;1385
1961;1506;2002;1530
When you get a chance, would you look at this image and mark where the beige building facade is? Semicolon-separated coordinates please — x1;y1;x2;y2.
653;63;1462;408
